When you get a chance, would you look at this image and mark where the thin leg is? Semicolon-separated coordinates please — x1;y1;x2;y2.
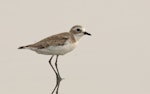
55;55;62;79
49;55;58;94
49;55;58;78
49;55;62;94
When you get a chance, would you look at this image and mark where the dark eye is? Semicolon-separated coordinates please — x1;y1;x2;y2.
76;28;81;32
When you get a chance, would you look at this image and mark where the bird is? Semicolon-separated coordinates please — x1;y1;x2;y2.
18;25;91;80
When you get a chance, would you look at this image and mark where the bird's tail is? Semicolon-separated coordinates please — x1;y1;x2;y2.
18;46;29;49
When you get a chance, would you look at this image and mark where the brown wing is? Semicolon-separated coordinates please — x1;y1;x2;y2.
27;32;71;49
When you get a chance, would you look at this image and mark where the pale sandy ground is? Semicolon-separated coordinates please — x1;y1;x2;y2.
0;0;150;94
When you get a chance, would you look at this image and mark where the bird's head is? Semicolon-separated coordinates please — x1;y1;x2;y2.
70;25;91;41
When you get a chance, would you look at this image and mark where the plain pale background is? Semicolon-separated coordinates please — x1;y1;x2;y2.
0;0;150;94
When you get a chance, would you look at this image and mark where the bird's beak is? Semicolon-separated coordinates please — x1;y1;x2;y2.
84;32;91;36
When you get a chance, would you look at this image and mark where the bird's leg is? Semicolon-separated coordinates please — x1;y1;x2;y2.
49;55;59;94
49;55;62;94
49;55;58;77
55;55;62;80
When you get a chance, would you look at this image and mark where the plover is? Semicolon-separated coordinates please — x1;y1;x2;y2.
18;25;91;79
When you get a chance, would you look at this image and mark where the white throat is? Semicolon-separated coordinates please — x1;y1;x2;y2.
73;34;84;41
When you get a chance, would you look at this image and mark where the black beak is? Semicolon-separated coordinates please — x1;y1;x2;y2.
84;32;91;36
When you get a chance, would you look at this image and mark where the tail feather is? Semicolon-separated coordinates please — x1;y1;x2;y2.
18;46;29;49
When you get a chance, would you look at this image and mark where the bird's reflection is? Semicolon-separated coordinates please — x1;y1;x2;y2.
51;77;62;94
49;55;63;94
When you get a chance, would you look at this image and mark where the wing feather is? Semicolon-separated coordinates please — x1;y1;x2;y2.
28;32;71;49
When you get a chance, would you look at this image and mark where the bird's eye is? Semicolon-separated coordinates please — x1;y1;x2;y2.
76;28;81;32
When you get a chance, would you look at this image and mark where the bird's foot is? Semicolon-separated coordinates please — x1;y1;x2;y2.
56;76;63;81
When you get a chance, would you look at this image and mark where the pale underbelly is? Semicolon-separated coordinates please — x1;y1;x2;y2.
33;44;76;55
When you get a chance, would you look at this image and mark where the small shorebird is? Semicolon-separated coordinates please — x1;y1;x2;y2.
18;25;91;79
